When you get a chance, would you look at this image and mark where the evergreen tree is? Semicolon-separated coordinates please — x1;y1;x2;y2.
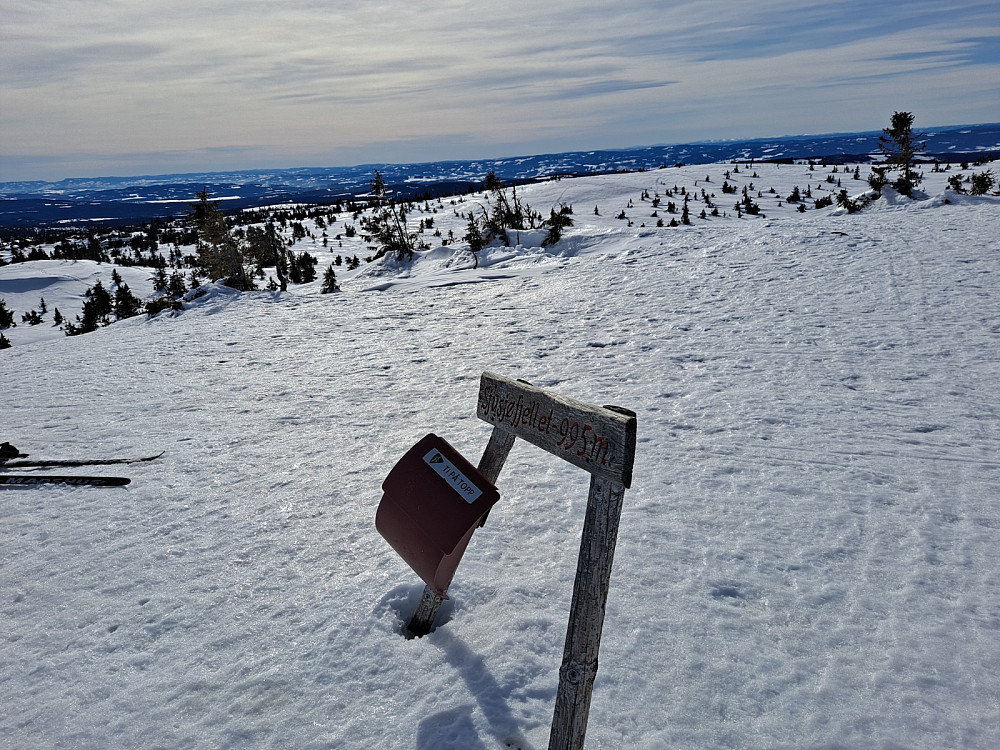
362;171;416;261
85;233;106;262
168;270;187;298
301;252;318;282
114;282;142;319
65;280;114;335
152;266;168;293
0;332;10;349
320;264;340;293
246;221;287;291
970;169;996;196
871;111;925;197
0;299;15;328
189;189;254;290
464;215;486;268
542;205;574;246
482;171;536;245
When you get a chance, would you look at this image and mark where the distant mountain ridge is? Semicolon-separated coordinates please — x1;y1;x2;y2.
2;122;997;227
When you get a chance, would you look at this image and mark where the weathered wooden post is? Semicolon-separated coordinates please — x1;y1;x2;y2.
378;371;636;747
474;373;636;749
547;472;630;749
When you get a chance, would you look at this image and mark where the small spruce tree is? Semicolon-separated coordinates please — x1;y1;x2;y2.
65;280;114;335
542;205;574;246
114;283;143;319
0;299;15;328
168;271;188;298
320;264;340;293
482;171;537;245
189;189;254;290
464;215;486;268
361;171;416;261
295;252;318;283
871;111;925;197
970;169;996;196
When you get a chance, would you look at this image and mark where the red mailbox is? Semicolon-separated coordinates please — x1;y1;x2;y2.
375;434;500;597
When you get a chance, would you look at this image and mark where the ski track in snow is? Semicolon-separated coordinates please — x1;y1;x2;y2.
2;165;999;749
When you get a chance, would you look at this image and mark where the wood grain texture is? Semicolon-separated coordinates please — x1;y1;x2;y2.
548;475;627;750
477;372;636;487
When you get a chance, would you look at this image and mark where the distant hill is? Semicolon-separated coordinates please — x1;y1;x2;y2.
1;122;997;227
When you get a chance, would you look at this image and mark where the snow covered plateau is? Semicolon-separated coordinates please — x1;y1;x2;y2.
2;162;999;749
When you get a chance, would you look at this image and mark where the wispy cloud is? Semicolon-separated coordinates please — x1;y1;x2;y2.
1;0;998;180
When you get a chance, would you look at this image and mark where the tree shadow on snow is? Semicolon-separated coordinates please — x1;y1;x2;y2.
417;629;536;750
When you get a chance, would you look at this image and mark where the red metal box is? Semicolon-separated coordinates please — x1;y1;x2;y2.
375;434;500;596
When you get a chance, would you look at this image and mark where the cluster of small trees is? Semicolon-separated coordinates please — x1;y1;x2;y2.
186;190;330;294
459;171;573;268
947;169;996;195
862;111;995;199
63;277;143;336
0;296;68;348
0;220;195;270
0;274;145;345
356;169;575;270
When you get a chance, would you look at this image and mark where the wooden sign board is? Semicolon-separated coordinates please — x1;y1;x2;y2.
476;372;636;488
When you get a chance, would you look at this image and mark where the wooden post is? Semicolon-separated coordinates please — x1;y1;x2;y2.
401;372;638;749
407;585;445;639
407;425;516;637
547;474;628;750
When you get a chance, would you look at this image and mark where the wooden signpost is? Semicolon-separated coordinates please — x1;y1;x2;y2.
392;371;637;750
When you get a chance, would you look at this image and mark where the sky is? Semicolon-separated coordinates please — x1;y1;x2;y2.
1;0;999;182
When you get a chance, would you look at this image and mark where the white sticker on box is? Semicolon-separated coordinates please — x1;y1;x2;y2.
423;450;483;504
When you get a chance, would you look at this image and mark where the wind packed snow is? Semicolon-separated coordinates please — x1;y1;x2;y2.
2;164;999;749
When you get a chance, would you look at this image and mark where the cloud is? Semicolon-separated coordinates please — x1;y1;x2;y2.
1;0;998;180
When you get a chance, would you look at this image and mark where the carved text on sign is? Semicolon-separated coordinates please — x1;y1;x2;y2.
476;372;636;487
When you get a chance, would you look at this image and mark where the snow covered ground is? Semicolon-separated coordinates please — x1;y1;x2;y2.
2;163;999;749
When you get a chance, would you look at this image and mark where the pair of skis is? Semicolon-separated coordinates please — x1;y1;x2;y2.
0;447;163;487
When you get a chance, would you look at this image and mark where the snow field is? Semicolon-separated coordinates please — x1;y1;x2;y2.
1;163;999;749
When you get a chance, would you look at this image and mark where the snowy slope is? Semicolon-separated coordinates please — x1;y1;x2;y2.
2;165;999;749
